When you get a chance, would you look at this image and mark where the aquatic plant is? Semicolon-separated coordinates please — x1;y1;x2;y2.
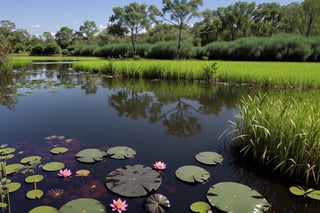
153;161;167;170
58;169;72;178
228;92;320;186
75;169;90;177
110;198;128;213
47;188;64;198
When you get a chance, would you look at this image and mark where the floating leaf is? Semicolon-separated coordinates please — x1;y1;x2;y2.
195;151;223;165
75;148;107;163
0;154;14;160
307;190;320;200
59;198;106;213
20;156;42;164
0;144;8;149
7;182;21;193
25;175;44;183
144;193;170;213
26;189;44;199
107;146;136;159
190;201;211;213
289;186;305;196
0;147;15;155
206;182;271;213
75;169;90;177
28;205;58;213
0;202;8;208
42;162;65;171
50;147;68;154
175;165;210;183
106;164;162;197
5;163;24;175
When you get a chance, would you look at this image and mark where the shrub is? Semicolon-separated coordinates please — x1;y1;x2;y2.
44;43;62;55
30;44;44;55
0;39;13;73
148;41;176;59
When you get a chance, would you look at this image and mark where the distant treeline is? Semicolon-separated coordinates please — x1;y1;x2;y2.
61;34;319;61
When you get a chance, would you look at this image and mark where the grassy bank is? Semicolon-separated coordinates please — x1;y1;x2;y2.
229;92;320;186
11;56;320;88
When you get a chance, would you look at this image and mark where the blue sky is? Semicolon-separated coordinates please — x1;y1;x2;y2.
0;0;302;36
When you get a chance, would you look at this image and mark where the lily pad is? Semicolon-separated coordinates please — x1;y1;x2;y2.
106;146;136;159
144;193;170;213
7;182;21;193
0;154;14;160
59;198;106;213
106;164;162;197
42;162;65;171
28;205;58;213
289;186;320;200
26;189;44;199
50;147;69;154
175;165;210;183
5;163;24;175
75;148;107;163
195;151;223;165
75;169;90;177
0;147;16;155
206;182;271;213
0;202;8;208
190;201;211;213
25;175;44;183
20;156;42;164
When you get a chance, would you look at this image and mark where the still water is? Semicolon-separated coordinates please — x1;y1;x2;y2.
0;64;319;212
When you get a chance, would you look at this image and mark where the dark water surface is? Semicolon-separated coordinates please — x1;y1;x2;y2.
0;64;319;212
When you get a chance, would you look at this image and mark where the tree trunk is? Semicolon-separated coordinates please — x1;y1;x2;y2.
176;23;183;59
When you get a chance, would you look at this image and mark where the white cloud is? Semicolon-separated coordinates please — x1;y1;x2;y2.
32;24;40;28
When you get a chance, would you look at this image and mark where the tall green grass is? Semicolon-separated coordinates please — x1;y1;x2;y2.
229;92;320;186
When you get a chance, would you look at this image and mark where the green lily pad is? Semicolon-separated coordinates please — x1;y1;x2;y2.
7;182;21;193
28;205;58;213
175;165;210;183
307;190;320;200
0;202;8;208
26;189;43;199
107;146;136;159
25;175;44;183
0;154;14;160
42;162;65;171
144;193;170;213
289;186;305;196
20;156;42;164
206;182;271;213
195;151;223;165
5;163;24;175
59;198;106;213
75;148;107;163
0;147;16;155
190;201;211;213
75;169;90;177
50;147;69;154
106;164;162;197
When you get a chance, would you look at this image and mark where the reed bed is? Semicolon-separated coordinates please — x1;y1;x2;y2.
229;92;320;186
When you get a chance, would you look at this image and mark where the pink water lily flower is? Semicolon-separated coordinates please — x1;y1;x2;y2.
58;168;72;178
110;198;128;213
153;161;167;170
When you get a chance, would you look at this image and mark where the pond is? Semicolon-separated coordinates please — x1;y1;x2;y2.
0;63;319;212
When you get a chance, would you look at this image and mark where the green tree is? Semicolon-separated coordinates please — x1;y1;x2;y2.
303;0;320;36
0;20;16;40
162;0;203;59
109;3;160;55
42;32;55;43
55;26;74;49
77;20;99;44
281;3;305;34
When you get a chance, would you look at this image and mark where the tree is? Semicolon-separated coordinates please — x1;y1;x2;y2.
162;0;203;59
55;26;74;49
42;32;55;43
281;3;305;34
77;20;98;44
109;3;160;55
0;20;16;40
303;0;320;36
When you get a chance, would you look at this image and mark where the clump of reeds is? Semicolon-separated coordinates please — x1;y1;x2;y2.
229;92;320;186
